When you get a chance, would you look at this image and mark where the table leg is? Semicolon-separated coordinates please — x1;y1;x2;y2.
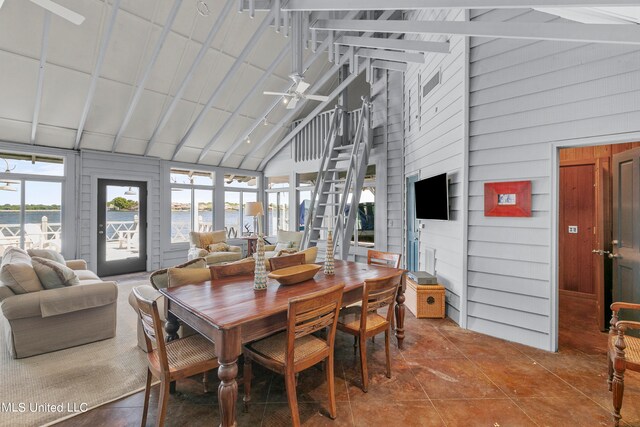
395;274;406;349
217;328;242;427
165;311;180;342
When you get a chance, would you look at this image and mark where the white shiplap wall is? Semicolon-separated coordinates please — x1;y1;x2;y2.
404;9;466;323
468;8;640;350
79;150;161;272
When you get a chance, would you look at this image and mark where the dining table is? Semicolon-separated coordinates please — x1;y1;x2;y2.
160;259;406;427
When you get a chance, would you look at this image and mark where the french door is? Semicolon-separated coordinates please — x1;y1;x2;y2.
97;179;147;276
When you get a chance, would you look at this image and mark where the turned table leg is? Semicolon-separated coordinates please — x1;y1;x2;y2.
395;274;406;349
165;311;180;342
217;328;242;427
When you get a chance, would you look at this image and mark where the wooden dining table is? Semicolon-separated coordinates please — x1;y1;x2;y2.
160;259;406;427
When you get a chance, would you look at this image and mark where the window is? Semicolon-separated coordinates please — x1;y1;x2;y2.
224;174;258;238
170;169;214;244
349;165;376;248
296;172;316;231
267;176;290;234
0;153;64;256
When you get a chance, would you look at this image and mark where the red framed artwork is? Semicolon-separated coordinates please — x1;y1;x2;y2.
484;181;532;217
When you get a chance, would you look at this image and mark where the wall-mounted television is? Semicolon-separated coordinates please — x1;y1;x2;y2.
414;173;449;220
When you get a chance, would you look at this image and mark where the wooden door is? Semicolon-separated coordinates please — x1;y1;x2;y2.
612;149;640;333
559;162;596;295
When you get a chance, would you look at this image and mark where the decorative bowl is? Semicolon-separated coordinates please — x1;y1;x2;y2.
268;264;322;285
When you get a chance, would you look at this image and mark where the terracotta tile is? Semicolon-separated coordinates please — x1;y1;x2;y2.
431;398;537;427
350;400;444;427
408;359;506;399
265;363;350;403
474;357;578;399
516;396;611;426
342;358;427;402
437;325;529;360
261;402;353;427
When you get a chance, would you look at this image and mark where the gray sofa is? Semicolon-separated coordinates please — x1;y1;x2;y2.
0;250;117;359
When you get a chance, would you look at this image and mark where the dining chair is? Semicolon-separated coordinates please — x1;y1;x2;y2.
132;285;219;427
268;252;306;271
337;272;403;392
210;258;255;280
367;249;402;269
608;301;640;427
243;284;345;426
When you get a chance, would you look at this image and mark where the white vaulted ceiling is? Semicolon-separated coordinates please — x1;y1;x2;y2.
0;0;337;170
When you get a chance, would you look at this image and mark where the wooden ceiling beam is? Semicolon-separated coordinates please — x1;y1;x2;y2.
74;0;122;150
143;0;235;157
313;19;640;45
338;36;449;54
284;0;640;10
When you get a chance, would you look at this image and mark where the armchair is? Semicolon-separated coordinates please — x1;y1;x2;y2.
188;230;242;265
264;230;304;259
608;302;640;427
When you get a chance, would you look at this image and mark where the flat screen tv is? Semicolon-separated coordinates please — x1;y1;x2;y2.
414;173;449;220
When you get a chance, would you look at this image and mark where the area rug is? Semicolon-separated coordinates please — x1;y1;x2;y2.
0;279;151;427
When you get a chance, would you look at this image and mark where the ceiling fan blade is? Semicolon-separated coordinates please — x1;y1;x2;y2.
304;94;330;102
295;80;311;94
30;0;85;25
0;0;5;10
287;98;299;110
263;91;290;97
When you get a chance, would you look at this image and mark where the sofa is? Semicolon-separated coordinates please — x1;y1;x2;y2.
188;230;242;265
263;230;304;259
0;247;117;358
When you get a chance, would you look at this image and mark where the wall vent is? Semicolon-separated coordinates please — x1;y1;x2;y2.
423;71;441;98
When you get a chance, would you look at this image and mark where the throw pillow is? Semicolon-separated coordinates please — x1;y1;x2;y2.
274;241;293;252
149;258;207;289
167;268;211;287
0;247;44;294
31;257;80;289
27;248;65;264
298;246;318;264
208;242;230;252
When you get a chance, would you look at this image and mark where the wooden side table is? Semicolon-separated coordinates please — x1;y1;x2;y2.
239;236;258;257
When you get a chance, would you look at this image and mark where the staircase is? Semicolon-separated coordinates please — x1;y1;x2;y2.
301;97;373;260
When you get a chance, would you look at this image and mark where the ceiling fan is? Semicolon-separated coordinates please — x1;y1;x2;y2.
0;0;85;25
263;74;330;110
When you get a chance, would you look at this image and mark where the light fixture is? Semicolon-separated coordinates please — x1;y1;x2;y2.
124;187;137;196
263;118;269;126
246;138;251;144
283;98;289;105
0;158;16;192
244;202;264;236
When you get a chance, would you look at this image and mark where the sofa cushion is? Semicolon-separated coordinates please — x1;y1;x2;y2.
276;230;303;250
274;241;293;252
31;257;80;289
27;248;65;264
0;247;43;294
75;270;101;281
204;251;242;265
167;268;211;287
208;242;230;252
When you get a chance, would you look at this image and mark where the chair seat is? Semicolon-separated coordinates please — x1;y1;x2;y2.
338;307;388;333
246;331;328;365
149;334;217;373
610;334;640;368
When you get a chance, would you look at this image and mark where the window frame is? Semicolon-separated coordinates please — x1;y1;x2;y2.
169;169;215;245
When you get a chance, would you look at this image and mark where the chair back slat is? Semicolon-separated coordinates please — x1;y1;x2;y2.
210;259;255;280
269;253;305;271
133;286;170;374
360;273;403;328
367;250;401;269
286;284;344;366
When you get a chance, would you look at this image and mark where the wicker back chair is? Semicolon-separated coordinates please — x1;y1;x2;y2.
132;286;219;427
210;259;255;280
608;302;640;426
243;284;345;426
268;252;306;271
367;250;401;269
337;272;402;392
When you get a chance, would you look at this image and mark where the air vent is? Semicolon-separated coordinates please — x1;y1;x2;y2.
423;71;441;98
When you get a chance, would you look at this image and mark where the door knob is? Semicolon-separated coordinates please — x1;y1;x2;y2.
98;231;104;235
609;252;622;259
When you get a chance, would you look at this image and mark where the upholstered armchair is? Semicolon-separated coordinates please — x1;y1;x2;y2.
264;230;304;259
188;230;242;266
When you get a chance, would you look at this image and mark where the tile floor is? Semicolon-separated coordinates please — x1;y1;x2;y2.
57;277;640;426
